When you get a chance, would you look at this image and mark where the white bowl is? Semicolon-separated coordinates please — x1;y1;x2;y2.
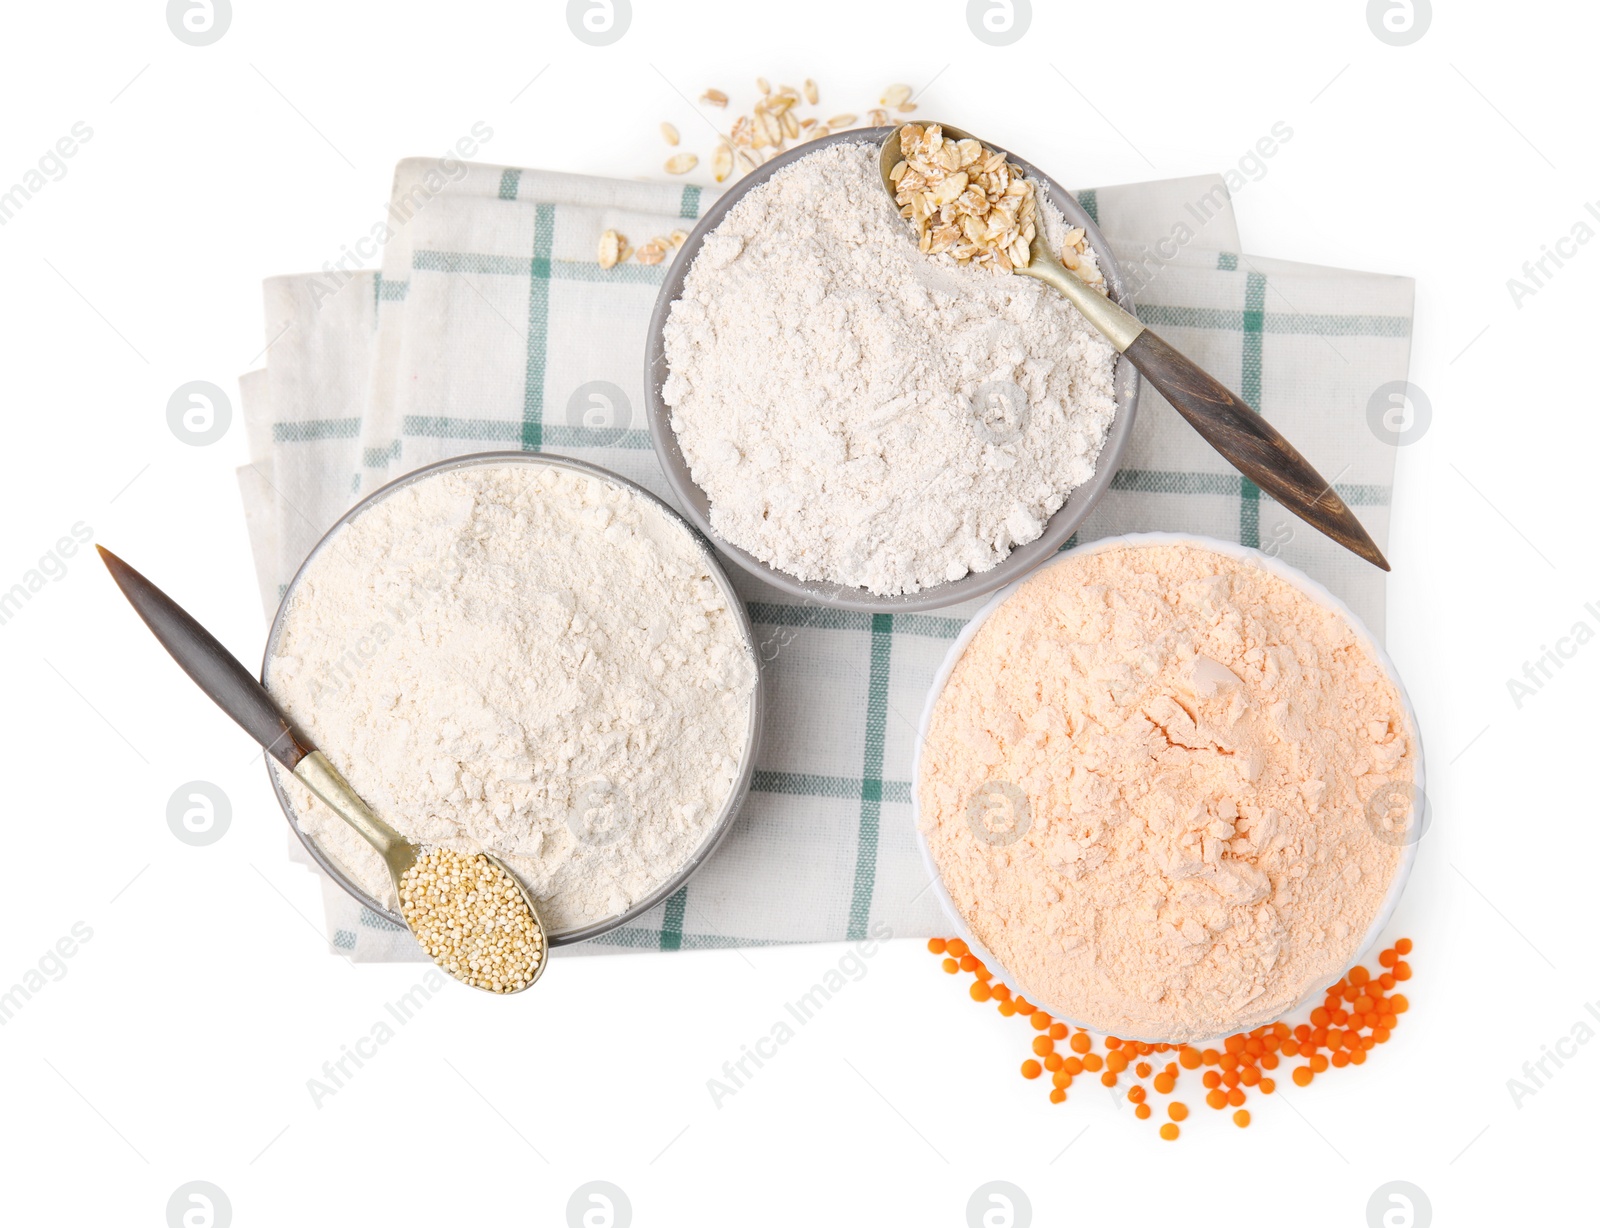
910;532;1424;1042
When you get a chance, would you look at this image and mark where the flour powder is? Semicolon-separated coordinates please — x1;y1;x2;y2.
919;543;1415;1042
662;141;1118;596
267;462;757;932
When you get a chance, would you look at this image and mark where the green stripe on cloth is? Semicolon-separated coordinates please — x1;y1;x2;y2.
1238;270;1267;548
679;184;701;218
588;925;783;951
541;260;668;286
1111;468;1390;505
537;425;653;450
891;613;968;640
1327;483;1389;505
1217;252;1238;271
399;416;653;450
1136;303;1410;338
521;204;557;451
273;418;361;442
660;885;687;950
746;603;966;640
753;770;912;806
414;250;667;286
378;278;409;301
363;441;401;467
415;251;530;276
848;614;893;940
1078;188;1098;225
748;603;871;632
1112;468;1241;497
498;168;522;200
402;415;519;442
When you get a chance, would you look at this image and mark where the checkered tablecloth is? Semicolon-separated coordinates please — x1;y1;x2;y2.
236;154;1415;961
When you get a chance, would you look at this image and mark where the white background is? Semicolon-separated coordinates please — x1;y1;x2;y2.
0;1;1593;1224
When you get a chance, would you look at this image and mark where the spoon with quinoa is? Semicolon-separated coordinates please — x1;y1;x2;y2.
878;122;1389;573
97;545;547;994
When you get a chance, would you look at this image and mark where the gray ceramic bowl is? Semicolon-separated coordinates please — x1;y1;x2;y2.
261;451;765;947
644;126;1141;614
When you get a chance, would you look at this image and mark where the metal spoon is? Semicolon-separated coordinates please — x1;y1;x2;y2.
96;545;548;994
879;124;1389;572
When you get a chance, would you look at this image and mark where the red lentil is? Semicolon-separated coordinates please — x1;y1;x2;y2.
927;935;1416;1141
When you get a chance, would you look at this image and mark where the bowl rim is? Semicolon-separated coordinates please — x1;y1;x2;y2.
909;531;1424;1043
643;125;1142;614
260;450;767;948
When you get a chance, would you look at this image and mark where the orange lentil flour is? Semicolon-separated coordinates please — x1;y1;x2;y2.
926;935;1414;1140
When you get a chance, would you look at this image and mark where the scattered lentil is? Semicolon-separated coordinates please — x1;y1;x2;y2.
928;937;1417;1139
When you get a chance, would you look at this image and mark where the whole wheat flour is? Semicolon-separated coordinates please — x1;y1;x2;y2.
918;543;1415;1042
661;141;1118;596
267;463;757;932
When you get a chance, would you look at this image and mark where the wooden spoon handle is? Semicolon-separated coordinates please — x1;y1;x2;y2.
97;546;314;769
1121;330;1389;571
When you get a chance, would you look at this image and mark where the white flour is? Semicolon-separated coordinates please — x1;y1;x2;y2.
266;463;757;932
662;141;1118;596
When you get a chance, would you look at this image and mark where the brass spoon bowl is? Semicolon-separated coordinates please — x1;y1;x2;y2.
878;123;1143;353
96;546;548;995
878;123;1389;572
294;753;549;994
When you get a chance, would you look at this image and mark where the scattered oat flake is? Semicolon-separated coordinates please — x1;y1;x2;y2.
597;229;623;270
651;73;926;188
636;242;666;265
668;229;689;248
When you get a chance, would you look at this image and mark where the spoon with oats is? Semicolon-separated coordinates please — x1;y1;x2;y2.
879;122;1389;572
96;546;548;994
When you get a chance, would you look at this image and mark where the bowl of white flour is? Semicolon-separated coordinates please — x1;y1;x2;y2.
646;129;1141;612
261;453;764;945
